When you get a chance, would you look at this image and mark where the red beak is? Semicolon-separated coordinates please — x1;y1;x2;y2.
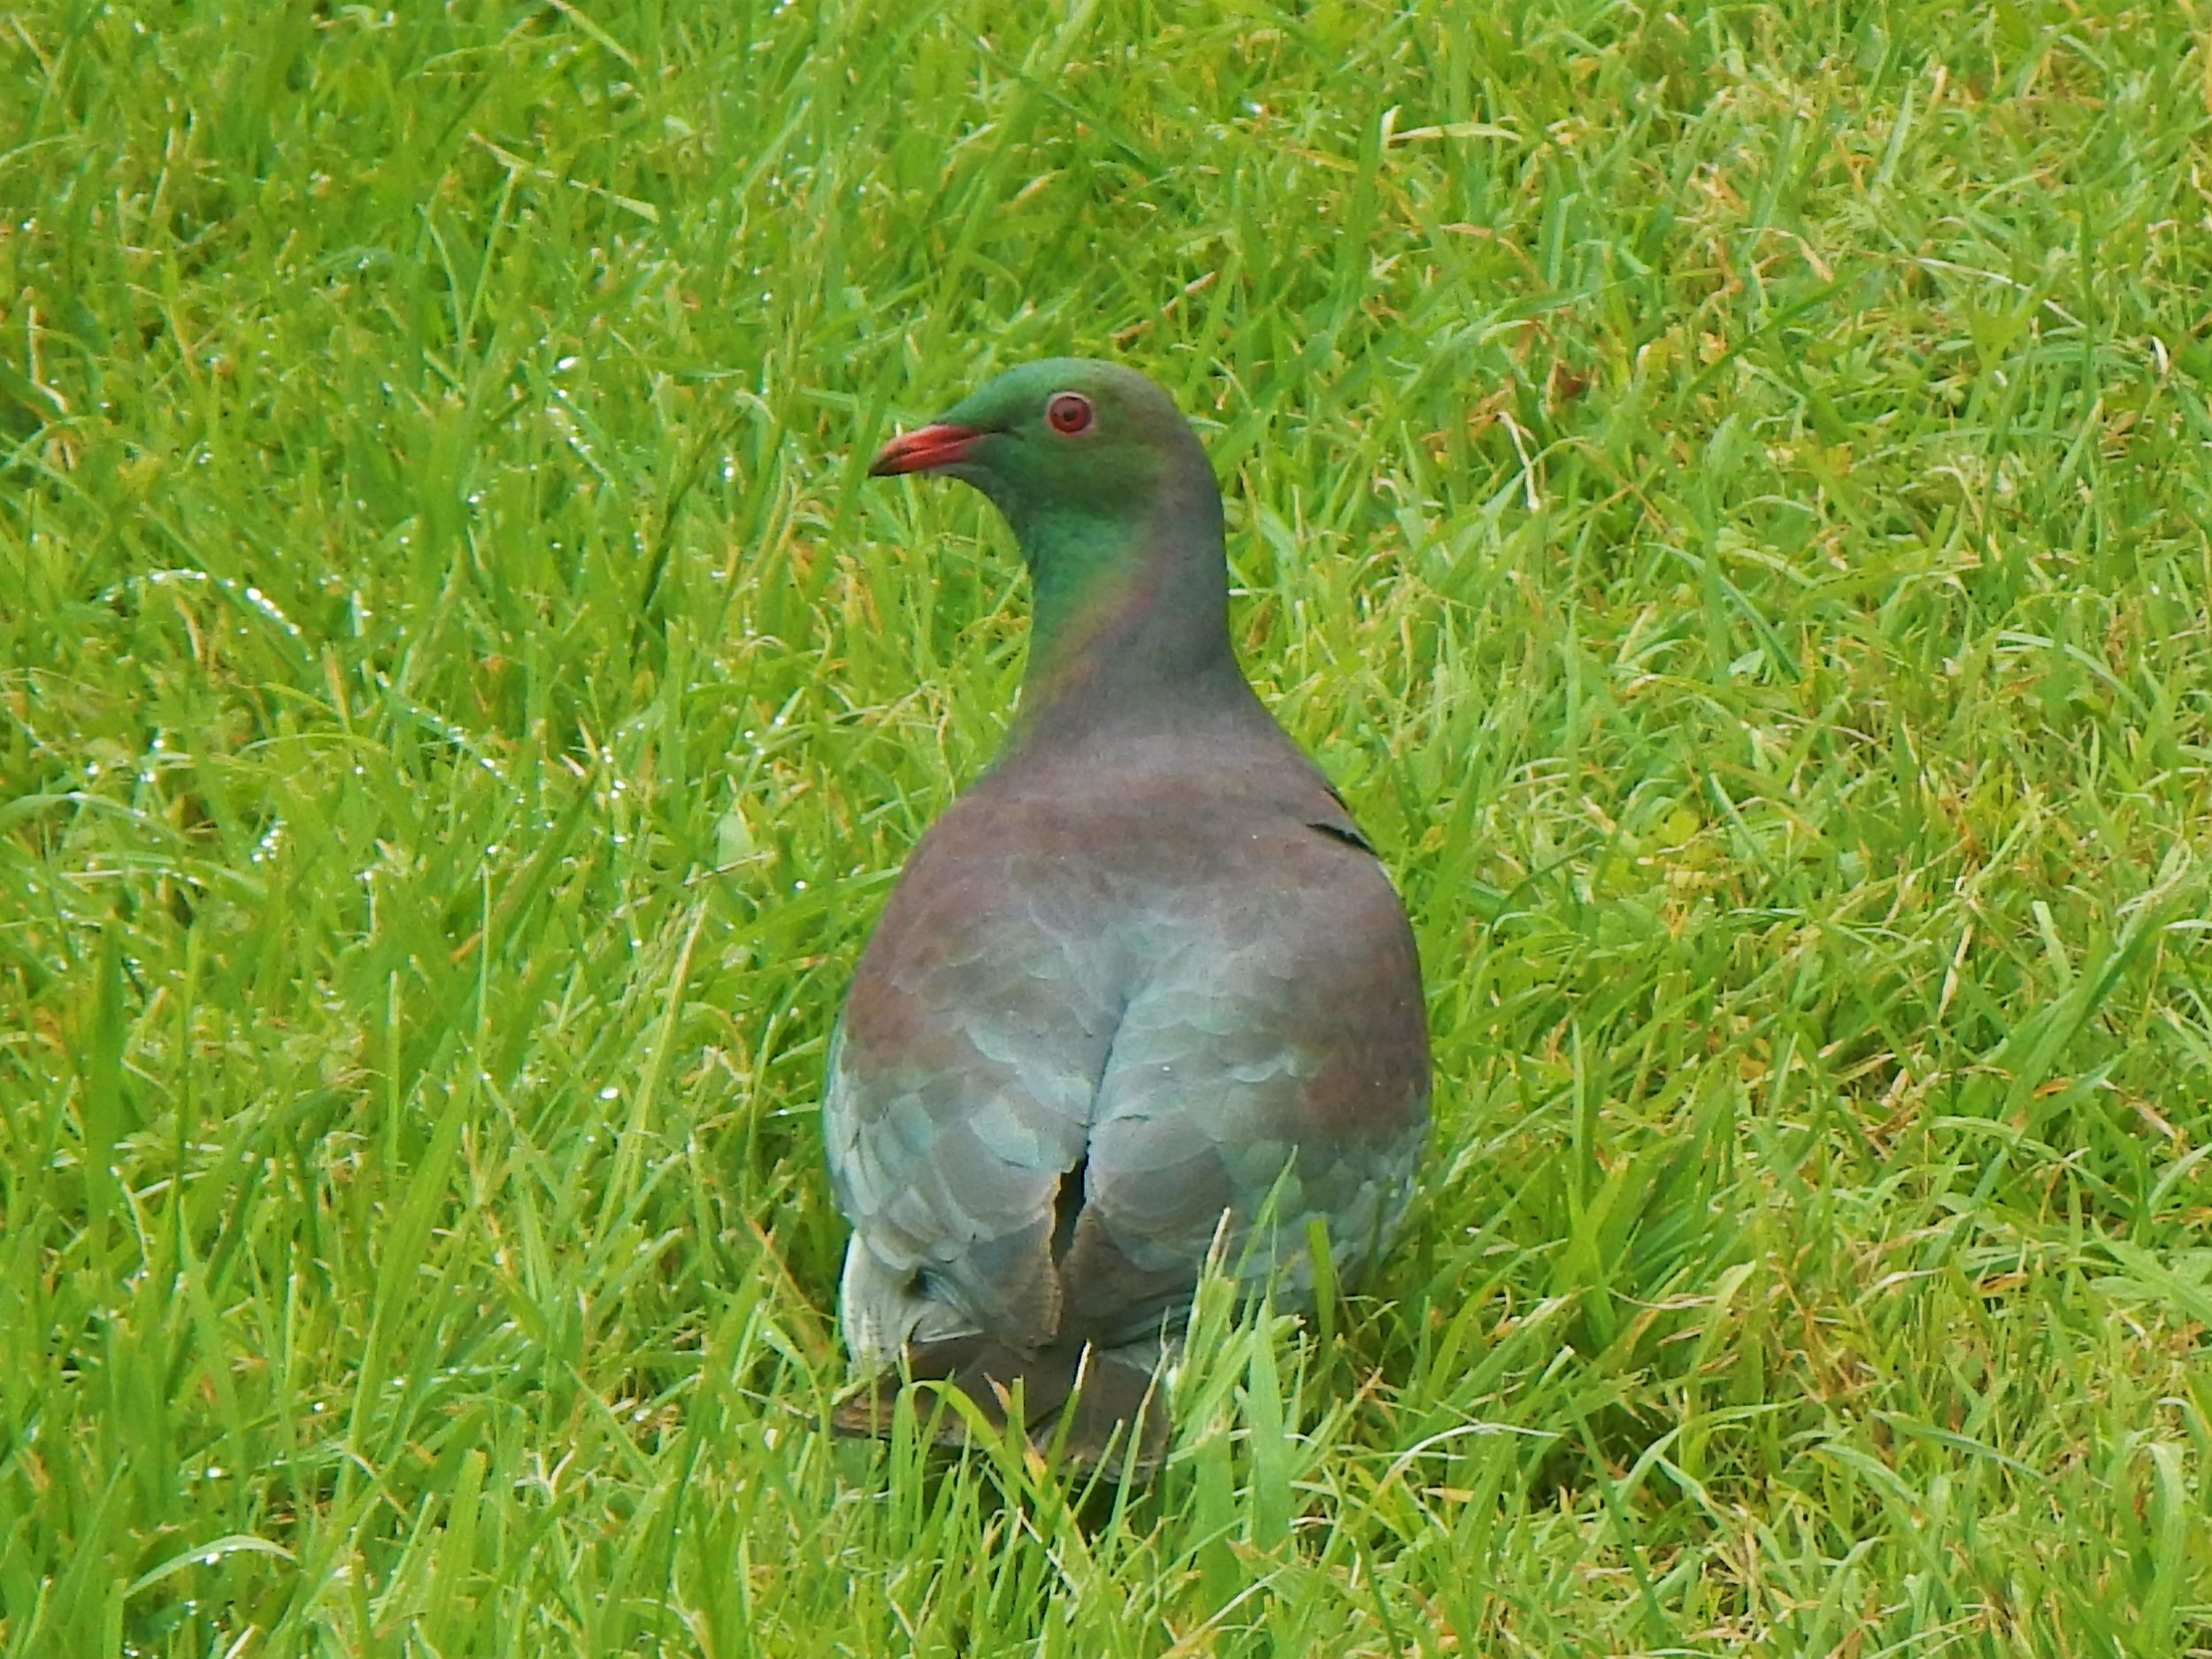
869;422;985;476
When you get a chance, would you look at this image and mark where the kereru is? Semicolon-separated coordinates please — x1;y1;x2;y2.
826;359;1428;1471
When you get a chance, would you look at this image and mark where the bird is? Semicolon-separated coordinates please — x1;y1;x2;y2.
824;358;1429;1471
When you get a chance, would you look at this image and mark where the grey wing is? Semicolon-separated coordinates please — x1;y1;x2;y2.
1064;833;1430;1345
823;870;1122;1362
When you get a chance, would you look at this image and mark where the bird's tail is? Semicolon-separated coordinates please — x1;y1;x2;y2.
831;1334;1169;1475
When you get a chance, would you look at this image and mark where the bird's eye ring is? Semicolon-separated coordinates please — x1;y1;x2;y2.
1046;392;1093;434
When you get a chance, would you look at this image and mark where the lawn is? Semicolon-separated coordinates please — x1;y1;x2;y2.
4;0;2211;1653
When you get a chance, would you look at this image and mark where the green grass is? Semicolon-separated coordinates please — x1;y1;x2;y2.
4;0;2211;1652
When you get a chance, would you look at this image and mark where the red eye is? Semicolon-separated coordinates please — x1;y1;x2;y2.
1046;392;1093;434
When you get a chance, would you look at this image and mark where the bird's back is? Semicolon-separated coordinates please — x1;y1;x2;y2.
826;703;1428;1464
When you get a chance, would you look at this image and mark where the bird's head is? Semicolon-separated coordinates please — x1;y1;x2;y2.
869;358;1212;547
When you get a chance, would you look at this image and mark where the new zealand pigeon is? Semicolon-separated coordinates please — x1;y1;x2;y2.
826;359;1428;1471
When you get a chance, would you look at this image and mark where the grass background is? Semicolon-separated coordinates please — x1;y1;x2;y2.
5;0;2212;1652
